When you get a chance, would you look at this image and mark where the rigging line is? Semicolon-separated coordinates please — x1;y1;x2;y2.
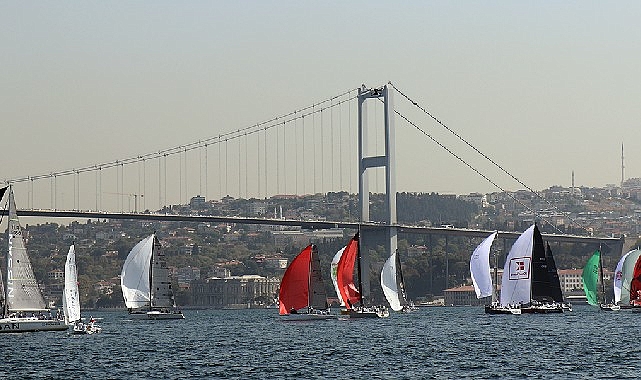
294;111;298;195
388;82;573;226
313;105;316;194
339;98;343;191
245;133;248;200
302;115;306;195
276;123;280;195
321;106;324;194
218;135;222;200
264;126;267;199
238;132;242;198
394;108;564;234
256;127;260;198
330;99;334;191
142;160;146;211
158;157;162;209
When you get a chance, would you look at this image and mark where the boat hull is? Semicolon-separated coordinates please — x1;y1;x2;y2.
129;310;185;320
0;318;68;333
484;305;522;315
343;306;390;318
520;305;564;314
281;313;336;321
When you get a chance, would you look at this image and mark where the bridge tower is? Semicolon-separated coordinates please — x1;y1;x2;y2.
357;84;396;302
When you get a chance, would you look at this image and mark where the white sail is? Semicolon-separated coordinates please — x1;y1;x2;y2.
618;249;641;305
330;246;346;306
500;225;535;307
613;250;633;304
6;188;48;312
470;232;497;299
121;235;154;309
63;245;81;324
381;252;402;311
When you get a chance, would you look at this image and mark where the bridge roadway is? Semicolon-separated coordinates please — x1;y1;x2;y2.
1;209;624;254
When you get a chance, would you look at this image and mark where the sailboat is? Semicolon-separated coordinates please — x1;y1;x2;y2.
381;250;417;313
335;233;389;318
63;244;102;334
121;234;184;320
582;249;619;311
496;224;566;314
612;248;641;310
470;232;521;315
278;244;334;320
0;186;68;333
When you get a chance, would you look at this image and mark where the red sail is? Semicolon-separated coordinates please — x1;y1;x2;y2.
336;234;361;309
630;253;641;306
279;245;312;315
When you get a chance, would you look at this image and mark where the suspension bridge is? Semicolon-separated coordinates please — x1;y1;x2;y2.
1;83;624;257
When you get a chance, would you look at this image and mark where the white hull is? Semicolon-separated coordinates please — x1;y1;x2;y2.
0;317;68;333
129;310;185;320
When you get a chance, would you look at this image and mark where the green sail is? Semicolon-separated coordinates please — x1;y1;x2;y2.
581;250;601;306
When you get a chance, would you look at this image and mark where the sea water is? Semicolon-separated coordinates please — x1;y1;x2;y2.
0;305;637;379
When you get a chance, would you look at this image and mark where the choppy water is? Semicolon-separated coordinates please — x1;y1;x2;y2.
1;305;638;379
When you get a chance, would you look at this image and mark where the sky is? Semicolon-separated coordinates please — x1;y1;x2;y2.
2;2;641;211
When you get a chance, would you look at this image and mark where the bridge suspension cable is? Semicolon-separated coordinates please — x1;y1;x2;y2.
389;82;595;236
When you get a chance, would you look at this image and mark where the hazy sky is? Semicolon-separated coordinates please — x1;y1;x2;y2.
2;2;641;211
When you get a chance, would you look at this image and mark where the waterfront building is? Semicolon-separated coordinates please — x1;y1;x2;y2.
191;275;279;308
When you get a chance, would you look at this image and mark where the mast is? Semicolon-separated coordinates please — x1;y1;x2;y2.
598;245;605;304
492;250;499;304
396;249;407;304
1;187;7;318
307;244;314;311
355;232;364;307
148;233;154;311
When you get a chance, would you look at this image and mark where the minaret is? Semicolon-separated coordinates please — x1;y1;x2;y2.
571;170;575;197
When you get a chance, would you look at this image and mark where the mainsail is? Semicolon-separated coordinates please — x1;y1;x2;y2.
6;187;47;312
530;226;551;302
500;225;535;307
381;252;402;311
336;233;361;309
582;250;601;306
63;244;81;324
544;243;564;303
470;232;497;299
150;236;175;308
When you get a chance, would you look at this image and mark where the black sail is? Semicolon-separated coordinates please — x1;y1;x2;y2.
545;243;564;303
531;225;553;302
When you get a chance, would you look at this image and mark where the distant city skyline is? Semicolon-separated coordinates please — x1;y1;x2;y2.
2;2;641;212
